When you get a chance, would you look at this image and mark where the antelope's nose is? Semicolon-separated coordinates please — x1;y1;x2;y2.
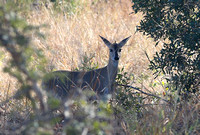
114;57;119;60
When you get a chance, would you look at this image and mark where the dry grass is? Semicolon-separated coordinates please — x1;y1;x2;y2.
29;0;158;73
0;0;161;96
0;0;199;134
29;0;163;94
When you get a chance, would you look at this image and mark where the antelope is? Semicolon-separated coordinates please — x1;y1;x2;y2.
43;36;130;101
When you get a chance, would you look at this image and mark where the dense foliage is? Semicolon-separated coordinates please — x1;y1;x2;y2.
132;0;200;98
0;5;47;110
0;1;199;134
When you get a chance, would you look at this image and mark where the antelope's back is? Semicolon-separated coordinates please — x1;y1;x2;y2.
42;67;110;100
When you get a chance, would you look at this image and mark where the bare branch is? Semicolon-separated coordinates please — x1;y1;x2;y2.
117;83;171;104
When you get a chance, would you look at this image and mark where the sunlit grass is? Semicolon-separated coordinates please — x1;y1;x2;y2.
0;1;160;96
0;1;198;134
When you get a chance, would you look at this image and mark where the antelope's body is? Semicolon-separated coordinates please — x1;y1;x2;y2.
43;36;130;100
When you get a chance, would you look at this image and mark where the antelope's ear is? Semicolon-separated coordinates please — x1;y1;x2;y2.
119;36;131;47
99;35;112;47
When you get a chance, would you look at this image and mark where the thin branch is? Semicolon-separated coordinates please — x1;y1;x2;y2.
117;83;171;104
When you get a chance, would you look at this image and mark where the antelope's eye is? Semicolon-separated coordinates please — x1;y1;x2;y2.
110;49;113;52
118;49;122;52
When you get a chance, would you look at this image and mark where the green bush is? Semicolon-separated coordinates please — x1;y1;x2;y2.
132;0;200;99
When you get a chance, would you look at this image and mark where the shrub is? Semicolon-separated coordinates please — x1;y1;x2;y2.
132;0;200;99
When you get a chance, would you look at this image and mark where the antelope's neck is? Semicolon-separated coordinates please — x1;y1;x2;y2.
107;57;118;84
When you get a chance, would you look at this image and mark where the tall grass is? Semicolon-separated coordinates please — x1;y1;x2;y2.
28;0;163;94
0;0;160;95
0;0;199;134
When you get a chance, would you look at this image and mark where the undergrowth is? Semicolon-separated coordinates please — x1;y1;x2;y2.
0;0;199;135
